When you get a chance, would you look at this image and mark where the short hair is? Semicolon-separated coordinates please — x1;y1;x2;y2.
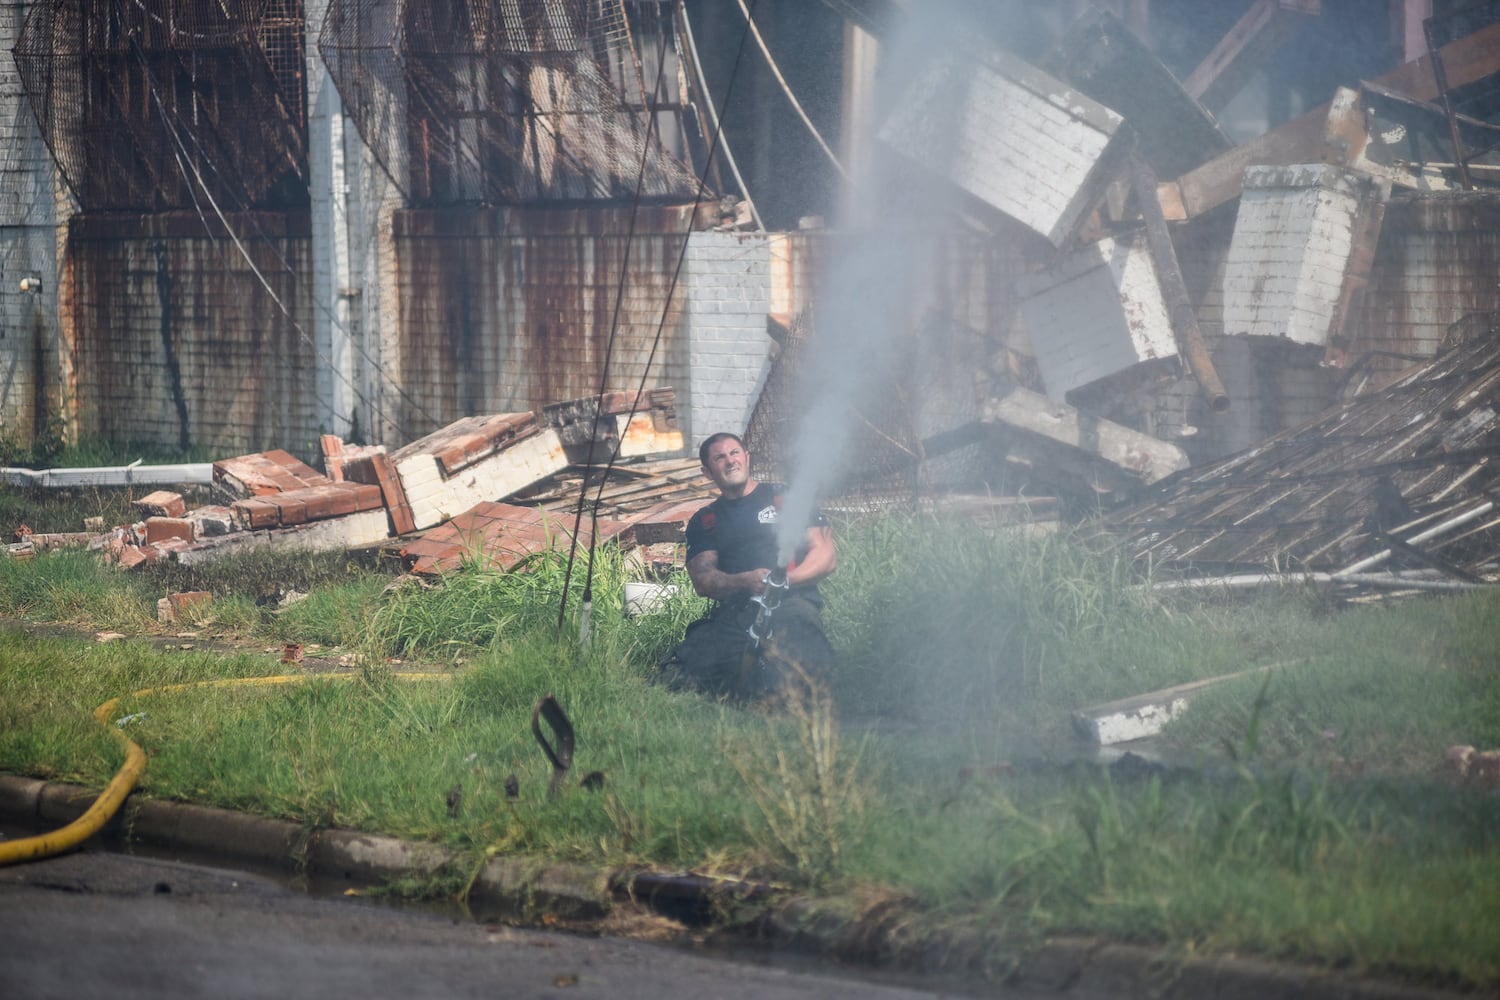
698;431;745;467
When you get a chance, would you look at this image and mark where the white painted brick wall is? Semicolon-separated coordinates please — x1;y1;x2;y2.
1221;164;1378;346
878;47;1123;247
684;230;772;449
1017;232;1177;398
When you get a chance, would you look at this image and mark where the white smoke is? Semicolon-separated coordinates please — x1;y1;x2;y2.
775;13;970;567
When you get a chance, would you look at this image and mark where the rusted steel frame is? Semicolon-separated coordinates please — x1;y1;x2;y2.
1422;16;1474;190
1127;153;1229;412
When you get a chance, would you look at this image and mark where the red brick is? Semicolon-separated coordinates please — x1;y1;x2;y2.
321;434;346;482
337;481;384;511
135;490;186;518
116;546;148;570
232;499;280;530
273;494;309;526
369;453;416;536
320;486;358;517
167;591;212;616
144;517;195;544
301;491;336;521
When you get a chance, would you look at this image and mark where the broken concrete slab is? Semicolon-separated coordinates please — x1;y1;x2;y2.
1042;7;1232;180
391;414;569;531
983;386;1190;489
171;509;393;566
1016;232;1179;399
541;388;685;464
878;39;1127;247
1072;665;1279;745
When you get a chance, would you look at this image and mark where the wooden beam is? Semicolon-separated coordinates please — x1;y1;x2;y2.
1182;0;1321;112
1168;20;1500;218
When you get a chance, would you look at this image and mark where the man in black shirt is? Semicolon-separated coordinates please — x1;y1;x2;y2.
659;432;837;699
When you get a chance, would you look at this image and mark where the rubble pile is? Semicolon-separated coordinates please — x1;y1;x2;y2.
1109;318;1500;587
68;388;707;575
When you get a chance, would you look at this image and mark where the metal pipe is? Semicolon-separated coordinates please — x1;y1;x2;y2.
1147;570;1491;594
1334;501;1496;577
0;463;213;488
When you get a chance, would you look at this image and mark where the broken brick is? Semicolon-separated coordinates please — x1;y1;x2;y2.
135;490;186;518
144;517;195;545
168;590;212;616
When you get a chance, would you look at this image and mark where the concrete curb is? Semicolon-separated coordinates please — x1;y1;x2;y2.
0;773;1467;999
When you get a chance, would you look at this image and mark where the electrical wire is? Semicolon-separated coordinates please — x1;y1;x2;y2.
556;0;762;640
678;0;763;231
126;32;449;441
555;0;685;634
732;0;848;182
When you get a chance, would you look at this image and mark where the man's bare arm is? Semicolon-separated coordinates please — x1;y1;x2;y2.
786;525;836;588
687;549;770;600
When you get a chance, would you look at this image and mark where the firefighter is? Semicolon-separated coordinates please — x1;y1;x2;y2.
658;432;837;700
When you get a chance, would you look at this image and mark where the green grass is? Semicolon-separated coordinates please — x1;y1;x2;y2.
1;509;1499;988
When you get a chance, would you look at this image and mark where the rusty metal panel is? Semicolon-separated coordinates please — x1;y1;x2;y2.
14;0;308;213
319;0;701;205
392;205;693;442
66;211;319;456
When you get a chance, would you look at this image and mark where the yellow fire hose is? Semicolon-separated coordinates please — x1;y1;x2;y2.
0;671;445;867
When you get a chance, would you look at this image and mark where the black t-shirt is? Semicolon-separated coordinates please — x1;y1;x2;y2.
685;482;828;603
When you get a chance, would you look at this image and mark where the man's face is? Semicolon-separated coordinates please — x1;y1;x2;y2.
703;438;751;495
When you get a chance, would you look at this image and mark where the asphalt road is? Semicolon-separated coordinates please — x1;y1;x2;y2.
0;850;1012;1000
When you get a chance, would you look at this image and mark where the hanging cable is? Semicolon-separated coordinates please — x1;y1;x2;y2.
678;0;763;231
733;0;848;182
555;0;683;636
564;0;763;639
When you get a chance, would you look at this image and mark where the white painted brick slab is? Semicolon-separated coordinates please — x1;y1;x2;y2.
1016;233;1177;398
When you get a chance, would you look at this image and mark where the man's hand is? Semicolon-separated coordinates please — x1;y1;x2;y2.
687;550;773;600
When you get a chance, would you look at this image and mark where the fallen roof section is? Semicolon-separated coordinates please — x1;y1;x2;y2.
1109;320;1500;585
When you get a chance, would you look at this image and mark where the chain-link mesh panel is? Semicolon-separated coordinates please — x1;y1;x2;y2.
744;306;922;513
14;0;308;212
318;0;701;205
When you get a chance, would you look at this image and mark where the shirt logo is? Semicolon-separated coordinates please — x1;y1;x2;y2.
757;504;778;524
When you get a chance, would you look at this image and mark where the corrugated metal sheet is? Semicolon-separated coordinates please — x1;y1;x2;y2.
66;212;319;454
392;205;695;441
